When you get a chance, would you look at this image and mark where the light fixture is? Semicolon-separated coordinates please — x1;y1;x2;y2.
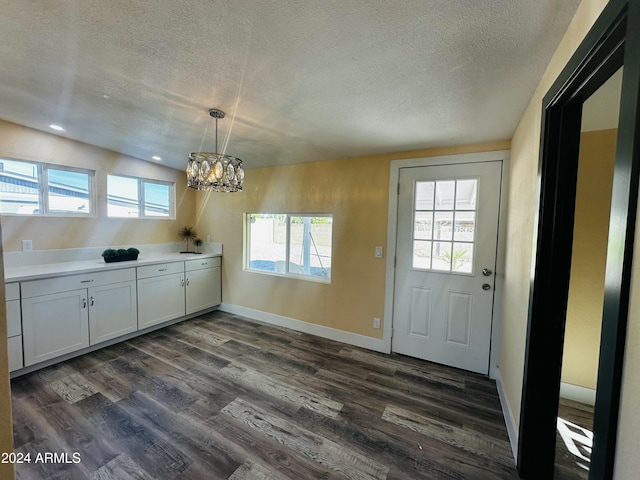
49;124;65;131
152;155;162;161
186;108;244;192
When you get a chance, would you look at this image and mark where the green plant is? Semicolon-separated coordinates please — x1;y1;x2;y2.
443;248;468;270
193;238;203;254
101;248;118;259
127;247;140;256
179;225;197;252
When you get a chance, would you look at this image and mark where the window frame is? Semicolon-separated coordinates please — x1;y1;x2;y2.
0;157;95;217
106;174;175;219
245;212;333;283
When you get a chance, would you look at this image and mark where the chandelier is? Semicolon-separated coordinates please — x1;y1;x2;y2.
186;108;244;192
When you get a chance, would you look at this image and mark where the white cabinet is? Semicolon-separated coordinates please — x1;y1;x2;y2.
137;262;186;330
88;280;137;344
5;283;23;371
11;255;221;372
21;289;89;366
21;268;136;367
185;257;222;314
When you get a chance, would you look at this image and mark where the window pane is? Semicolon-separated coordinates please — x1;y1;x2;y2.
454;211;476;241
435;181;455;210
47;169;91;214
144;182;171;217
412;240;432;269
455;179;478;210
247;214;287;273
415;181;434;210
0;159;40;214
289;216;332;278
432;241;452;271
452;242;474;273
434;211;454;241
414;212;433;240
107;175;139;217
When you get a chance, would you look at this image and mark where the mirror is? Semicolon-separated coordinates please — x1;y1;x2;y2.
555;67;623;479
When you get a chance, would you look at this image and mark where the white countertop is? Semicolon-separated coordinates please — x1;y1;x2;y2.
4;252;222;283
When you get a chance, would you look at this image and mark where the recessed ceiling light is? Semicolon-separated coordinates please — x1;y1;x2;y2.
49;124;65;131
152;155;162;161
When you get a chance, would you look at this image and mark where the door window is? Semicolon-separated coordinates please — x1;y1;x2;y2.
412;179;478;273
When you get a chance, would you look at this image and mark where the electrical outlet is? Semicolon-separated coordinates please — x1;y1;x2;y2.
22;239;33;252
373;317;381;329
206;234;211;243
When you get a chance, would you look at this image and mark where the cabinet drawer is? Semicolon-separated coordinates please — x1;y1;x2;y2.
137;261;184;279
185;256;221;272
8;335;23;372
5;283;20;301
21;268;136;298
6;299;21;337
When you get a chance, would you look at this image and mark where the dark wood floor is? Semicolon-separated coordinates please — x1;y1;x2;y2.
11;311;518;479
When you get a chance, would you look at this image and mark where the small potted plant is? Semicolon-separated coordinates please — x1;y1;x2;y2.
179;225;197;253
101;249;119;263
101;247;140;263
193;238;203;254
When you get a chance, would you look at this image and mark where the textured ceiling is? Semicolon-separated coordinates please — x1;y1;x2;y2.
0;1;581;171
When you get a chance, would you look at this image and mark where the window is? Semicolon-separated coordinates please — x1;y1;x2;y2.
107;175;174;218
412;179;477;273
0;158;94;215
246;213;332;281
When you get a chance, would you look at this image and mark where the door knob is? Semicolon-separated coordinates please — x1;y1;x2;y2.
482;283;491;291
482;268;493;277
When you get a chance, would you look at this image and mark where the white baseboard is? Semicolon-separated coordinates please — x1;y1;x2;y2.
219;303;387;353
560;382;596;406
495;368;519;463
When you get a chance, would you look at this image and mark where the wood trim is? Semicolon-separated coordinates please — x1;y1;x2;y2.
518;0;640;477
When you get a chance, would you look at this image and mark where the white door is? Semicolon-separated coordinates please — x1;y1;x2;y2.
21;289;90;367
89;280;138;345
137;272;186;329
186;267;222;315
392;161;502;374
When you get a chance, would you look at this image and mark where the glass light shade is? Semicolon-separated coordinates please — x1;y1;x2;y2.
187;152;244;192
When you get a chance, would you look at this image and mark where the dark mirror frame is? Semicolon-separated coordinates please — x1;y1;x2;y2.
517;0;640;478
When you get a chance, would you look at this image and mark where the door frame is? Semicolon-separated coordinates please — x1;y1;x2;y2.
383;150;510;378
517;0;640;478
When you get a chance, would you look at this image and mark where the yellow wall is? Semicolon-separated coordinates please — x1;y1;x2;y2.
498;3;640;478
0;224;15;479
0;120;196;252
562;128;617;389
196;140;509;338
498;0;611;430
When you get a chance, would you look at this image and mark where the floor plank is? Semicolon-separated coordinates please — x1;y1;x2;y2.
12;310;518;479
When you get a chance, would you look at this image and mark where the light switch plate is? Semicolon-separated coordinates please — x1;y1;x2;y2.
22;239;33;252
374;246;383;258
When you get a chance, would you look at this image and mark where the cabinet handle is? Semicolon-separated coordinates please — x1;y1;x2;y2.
201;262;208;266
81;279;94;284
186;278;190;286
181;278;185;287
90;296;94;306
82;298;87;308
158;268;167;272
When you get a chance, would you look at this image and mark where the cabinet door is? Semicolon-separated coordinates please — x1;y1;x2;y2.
186;267;222;315
89;280;137;345
137;273;185;329
21;289;89;367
